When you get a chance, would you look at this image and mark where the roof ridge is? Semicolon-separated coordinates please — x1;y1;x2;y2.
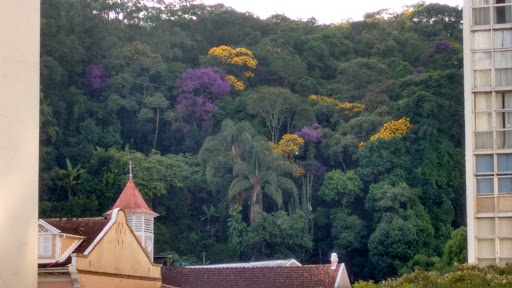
42;217;107;220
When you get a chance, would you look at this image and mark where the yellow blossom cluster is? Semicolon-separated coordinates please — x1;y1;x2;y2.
271;134;305;159
308;95;365;116
208;46;258;70
369;117;413;141
308;95;339;105
231;56;258;69
208;45;258;91
225;75;245;91
207;45;232;63
242;71;255;78
359;117;413;149
295;165;305;177
271;134;305;177
338;102;365;116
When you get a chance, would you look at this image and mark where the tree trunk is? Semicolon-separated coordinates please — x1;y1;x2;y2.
250;188;263;224
152;107;160;151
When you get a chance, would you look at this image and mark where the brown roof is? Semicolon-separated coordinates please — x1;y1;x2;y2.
162;264;340;288
105;179;158;216
38;217;111;268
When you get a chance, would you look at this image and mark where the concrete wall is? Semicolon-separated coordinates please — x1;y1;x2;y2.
76;210;161;288
0;0;39;287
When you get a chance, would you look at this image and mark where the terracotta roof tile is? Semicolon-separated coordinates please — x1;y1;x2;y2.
105;179;158;216
162;264;340;288
39;217;111;268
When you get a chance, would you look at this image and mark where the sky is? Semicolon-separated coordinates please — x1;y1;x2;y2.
199;0;463;24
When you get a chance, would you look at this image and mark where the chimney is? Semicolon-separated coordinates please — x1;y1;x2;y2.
330;253;338;269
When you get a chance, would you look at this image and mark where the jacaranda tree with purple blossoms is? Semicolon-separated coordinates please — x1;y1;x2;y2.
174;68;231;129
172;68;231;148
296;123;322;142
85;64;106;94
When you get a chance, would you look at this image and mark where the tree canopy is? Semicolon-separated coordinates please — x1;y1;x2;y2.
40;0;465;282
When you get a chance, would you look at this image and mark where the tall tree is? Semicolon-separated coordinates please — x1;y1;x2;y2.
247;86;301;143
228;136;297;224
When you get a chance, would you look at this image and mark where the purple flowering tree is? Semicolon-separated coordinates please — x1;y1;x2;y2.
173;68;231;132
296;123;322;142
85;64;106;93
174;68;231;102
434;40;451;52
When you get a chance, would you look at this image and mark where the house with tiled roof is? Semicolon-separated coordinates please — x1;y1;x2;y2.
38;177;161;288
161;254;351;288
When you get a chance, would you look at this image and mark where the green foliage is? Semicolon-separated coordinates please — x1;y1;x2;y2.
40;195;100;218
227;205;247;252
246;86;302;143
319;170;362;208
355;264;512;288
331;209;366;260
442;227;467;268
247;211;312;260
40;1;466;281
368;215;418;281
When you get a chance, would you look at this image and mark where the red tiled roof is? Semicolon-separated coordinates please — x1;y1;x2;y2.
162;264;340;288
105;179;158;216
38;217;111;268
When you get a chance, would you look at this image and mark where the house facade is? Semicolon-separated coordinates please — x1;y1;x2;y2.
38;177;162;287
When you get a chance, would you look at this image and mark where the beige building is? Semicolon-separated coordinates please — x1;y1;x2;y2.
464;0;512;265
38;178;161;287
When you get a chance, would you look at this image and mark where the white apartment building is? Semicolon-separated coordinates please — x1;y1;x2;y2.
464;0;512;265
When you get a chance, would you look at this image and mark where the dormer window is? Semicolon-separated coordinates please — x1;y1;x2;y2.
38;235;52;257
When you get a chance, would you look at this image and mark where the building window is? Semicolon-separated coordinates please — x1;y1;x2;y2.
494;0;512;24
472;0;490;26
477;217;496;263
475;93;494;149
473;31;492;50
474;7;491;25
497;93;512;148
495;30;512;48
38;235;52;257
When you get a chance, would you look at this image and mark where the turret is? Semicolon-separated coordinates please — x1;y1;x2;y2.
105;176;158;261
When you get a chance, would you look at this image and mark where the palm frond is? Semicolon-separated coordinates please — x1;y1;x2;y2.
263;184;283;208
228;177;252;199
233;162;251;177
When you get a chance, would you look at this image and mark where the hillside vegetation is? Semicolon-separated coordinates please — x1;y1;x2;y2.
40;0;465;281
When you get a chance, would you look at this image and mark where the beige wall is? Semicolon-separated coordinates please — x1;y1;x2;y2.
39;280;74;288
76;210;161;288
61;235;81;256
0;0;39;287
78;274;160;288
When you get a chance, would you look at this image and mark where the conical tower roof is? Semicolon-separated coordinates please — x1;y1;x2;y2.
104;178;158;216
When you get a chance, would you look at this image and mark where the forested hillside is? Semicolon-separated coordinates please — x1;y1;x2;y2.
40;0;465;281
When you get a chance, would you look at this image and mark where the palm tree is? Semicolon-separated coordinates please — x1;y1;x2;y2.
199;119;255;195
59;158;85;201
228;137;297;224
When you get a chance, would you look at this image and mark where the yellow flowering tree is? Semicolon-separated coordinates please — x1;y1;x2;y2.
308;95;365;118
271;134;305;160
271;134;305;176
207;45;258;91
359;117;413;148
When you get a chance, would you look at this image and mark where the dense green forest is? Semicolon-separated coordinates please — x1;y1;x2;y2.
40;0;466;281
